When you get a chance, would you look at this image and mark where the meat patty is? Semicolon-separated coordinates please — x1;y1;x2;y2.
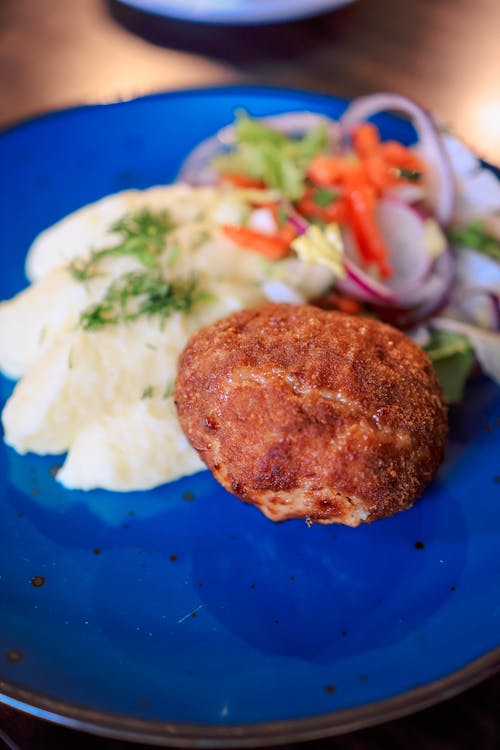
174;303;447;526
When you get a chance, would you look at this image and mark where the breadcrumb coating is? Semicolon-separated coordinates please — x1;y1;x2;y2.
174;303;447;526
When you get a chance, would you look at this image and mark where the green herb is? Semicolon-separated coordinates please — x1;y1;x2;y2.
79;269;209;331
162;380;175;399
38;326;47;346
277;205;288;227
141;385;155;399
193;229;211;250
70;208;172;281
166;243;181;268
395;167;422;182
423;329;475;403
308;215;327;229
313;187;338;207
212;111;328;201
447;220;500;262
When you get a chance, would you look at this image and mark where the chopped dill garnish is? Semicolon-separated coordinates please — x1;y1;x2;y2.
192;229;211;250
141;385;155;399
163;380;175;399
166;243;181;268
395;167;422;182
79;269;209;331
277;205;288;227
70;208;172;281
38;326;47;346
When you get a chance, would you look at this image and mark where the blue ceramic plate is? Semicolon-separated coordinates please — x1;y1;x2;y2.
118;0;356;26
1;87;499;746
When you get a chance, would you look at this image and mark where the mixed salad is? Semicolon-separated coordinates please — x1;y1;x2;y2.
178;93;500;403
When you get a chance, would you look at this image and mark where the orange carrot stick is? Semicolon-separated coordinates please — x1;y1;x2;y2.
380;141;425;174
307;155;359;186
220;224;292;259
220;173;267;189
345;185;392;278
296;188;349;223
352;122;381;159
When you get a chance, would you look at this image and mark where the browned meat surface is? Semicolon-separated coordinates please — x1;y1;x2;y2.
174;303;448;526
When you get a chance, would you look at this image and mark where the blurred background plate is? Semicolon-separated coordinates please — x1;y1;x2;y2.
0;86;499;747
117;0;357;25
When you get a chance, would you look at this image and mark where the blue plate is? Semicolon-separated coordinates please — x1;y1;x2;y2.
117;0;356;26
1;86;499;746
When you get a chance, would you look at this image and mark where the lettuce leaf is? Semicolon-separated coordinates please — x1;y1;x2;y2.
291;223;345;279
448;220;500;262
212;112;328;201
423;329;475;403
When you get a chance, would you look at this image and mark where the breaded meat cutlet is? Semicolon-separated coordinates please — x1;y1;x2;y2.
174;303;447;526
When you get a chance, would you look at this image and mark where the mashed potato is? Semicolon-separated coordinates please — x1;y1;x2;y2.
0;184;333;491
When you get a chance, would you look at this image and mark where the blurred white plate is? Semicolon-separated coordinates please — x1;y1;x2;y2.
118;0;356;25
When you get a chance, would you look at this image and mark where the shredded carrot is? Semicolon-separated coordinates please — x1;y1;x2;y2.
302;124;427;278
220;224;292;259
345;185;392;278
251;201;281;225
311;290;364;315
296;188;349;223
341;161;371;190
220;173;267;189
307;155;360;186
308;134;424;192
364;152;397;193
379;141;425;174
330;292;363;315
276;222;298;245
352;122;380;159
247;202;298;243
218;123;424;279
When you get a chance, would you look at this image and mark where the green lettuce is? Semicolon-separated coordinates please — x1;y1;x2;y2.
212;111;328;201
423;329;475;403
447;220;500;262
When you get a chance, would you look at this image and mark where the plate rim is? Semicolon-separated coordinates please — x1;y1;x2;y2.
1;649;499;746
116;0;356;26
0;83;351;138
1;83;499;745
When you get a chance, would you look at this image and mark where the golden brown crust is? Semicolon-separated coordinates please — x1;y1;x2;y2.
174;303;448;526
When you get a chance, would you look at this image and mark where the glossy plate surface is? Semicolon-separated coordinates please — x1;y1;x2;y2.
117;0;356;25
0;86;499;746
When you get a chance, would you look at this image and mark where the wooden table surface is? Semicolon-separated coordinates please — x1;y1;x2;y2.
1;0;500;165
1;0;499;748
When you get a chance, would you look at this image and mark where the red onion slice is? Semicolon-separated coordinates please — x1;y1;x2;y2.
375;249;456;328
451;246;500;329
385;182;426;204
339;93;456;225
174;98;458;325
285;198;454;316
456;288;500;331
285;204;310;236
375;198;435;285
339;245;455;327
337;228;395;303
336;197;451;310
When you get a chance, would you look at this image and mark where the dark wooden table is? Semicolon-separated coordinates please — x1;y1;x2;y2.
1;0;500;165
1;0;499;747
